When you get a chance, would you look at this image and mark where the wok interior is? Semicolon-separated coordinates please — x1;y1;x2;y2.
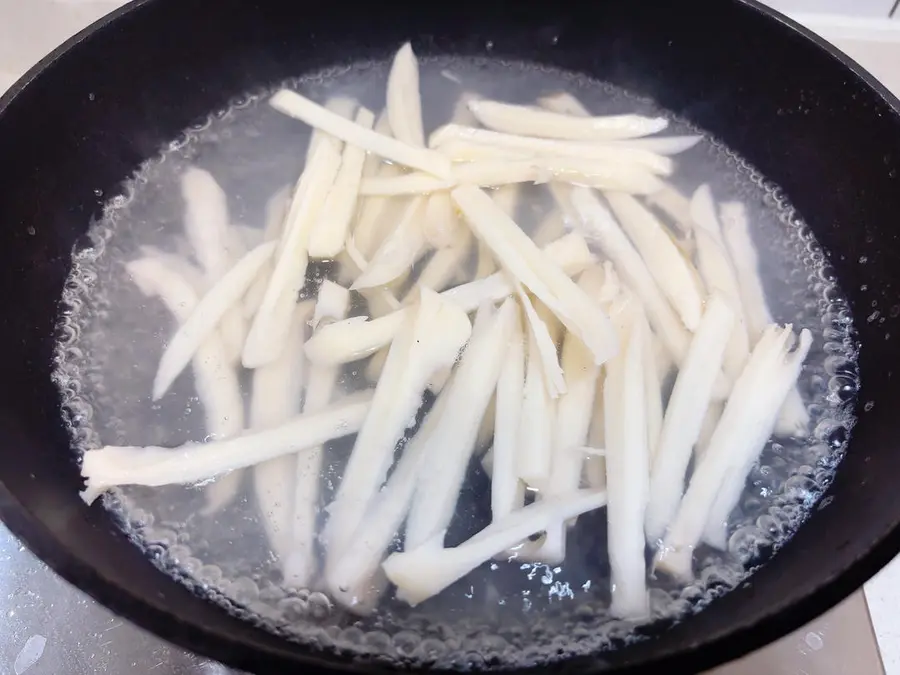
1;0;899;673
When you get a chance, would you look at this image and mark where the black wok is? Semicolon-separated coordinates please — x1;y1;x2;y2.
0;0;898;673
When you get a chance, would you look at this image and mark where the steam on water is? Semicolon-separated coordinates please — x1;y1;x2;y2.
53;56;858;668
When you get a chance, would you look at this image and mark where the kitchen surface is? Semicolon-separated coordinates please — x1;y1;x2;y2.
1;1;899;673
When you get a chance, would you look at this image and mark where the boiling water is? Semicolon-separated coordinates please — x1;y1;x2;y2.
53;56;859;669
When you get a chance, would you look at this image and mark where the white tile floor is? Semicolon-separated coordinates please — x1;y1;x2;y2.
765;0;896;17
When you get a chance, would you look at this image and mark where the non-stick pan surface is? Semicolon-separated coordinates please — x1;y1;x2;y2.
0;0;899;673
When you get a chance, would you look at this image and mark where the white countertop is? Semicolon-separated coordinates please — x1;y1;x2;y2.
1;1;899;674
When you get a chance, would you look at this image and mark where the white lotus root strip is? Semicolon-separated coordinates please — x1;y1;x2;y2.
383;490;607;606
423;191;461;248
409;226;472;296
467;99;669;141
242;134;343;368
386;42;426;147
360;157;662;196
475;394;496;450
533;210;566;248
481;445;495;478
701;333;812;549
690;185;751;385
234;224;262;250
432;139;531;162
644;295;735;544
584;376;607;490
305;96;357;161
243;186;291;319
642;323;664;466
516;326;556;486
581;265;616;491
645;182;693;238
326;392;450;612
405;300;517;549
721;201;809;438
136;246;207;292
430;125;673;176
537;92;591;117
353;114;407;257
408;91;474;248
516;285;565;398
359;173;452;196
352;197;427;289
284;283;351;589
339;238;401;317
656;325;813;580
125;257;246;514
270;89;453;178
179;167;248;364
694;402;723;463
491;311;526;521
540;270;606;562
308;107;376;258
304;233;594;366
251;302;313;568
80;394;373;501
152;240;277;399
566;186;689;363
605;192;704;331
452;185;618;366
310;281;349;330
604;302;651;620
324;289;472;564
605;135;703;155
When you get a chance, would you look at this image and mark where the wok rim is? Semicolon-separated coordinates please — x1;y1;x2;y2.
0;0;898;673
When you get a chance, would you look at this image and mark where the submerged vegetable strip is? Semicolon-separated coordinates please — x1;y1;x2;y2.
243;185;290;319
361;157;663;196
352;197;428;289
180;167;247;364
326;392;450;612
540;270;606;562
409;226;472;296
152;240;277;399
646;182;693;237
285;283;351;588
605;192;704;331
467;99;668;141
406;300;517;549
386;42;426;147
644;295;734;543
251;302;313;569
242;135;342;368
721;201;810;438
270;89;453;178
383;490;608;606
604;303;651;620
308;107;376;258
515;316;556;486
567;186;689;363
491;311;526;521
701;329;814;550
80;394;373;501
656;325;813;580
304;233;594;366
690;184;751;386
339;238;401;317
430;124;672;175
452;185;618;366
126;257;245;514
324;289;472;565
516;285;565;398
